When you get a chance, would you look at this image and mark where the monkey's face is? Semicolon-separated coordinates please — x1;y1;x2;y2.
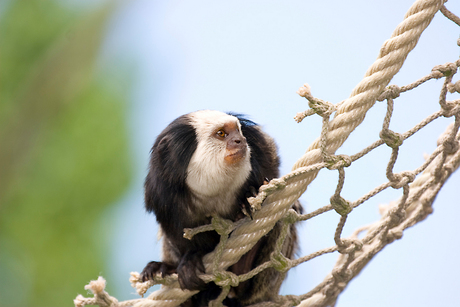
216;121;248;165
186;111;252;199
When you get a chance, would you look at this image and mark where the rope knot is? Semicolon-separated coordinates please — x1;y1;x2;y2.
211;216;234;236
441;101;460;118
271;253;290;273
377;85;401;101
330;195;352;216
284;208;300;224
390;171;415;189
432;62;458;78
326;154;352;170
308;98;336;117
380;129;403;148
213;271;240;287
337;238;363;254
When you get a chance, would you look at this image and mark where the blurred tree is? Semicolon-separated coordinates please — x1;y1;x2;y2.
0;1;132;306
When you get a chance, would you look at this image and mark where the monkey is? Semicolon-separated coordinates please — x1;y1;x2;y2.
141;110;302;306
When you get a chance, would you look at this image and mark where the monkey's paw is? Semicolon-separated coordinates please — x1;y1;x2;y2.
140;261;177;282
242;185;261;219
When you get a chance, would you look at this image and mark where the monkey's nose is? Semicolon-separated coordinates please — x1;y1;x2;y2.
227;136;246;149
225;137;247;164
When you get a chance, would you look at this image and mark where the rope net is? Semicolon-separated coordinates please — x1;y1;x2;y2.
75;1;460;306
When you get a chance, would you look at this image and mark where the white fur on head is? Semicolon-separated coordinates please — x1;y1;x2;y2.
186;110;252;216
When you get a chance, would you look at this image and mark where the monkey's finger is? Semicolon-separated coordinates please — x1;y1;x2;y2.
140;261;162;281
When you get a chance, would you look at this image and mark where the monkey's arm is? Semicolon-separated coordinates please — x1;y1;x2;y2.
141;227;219;291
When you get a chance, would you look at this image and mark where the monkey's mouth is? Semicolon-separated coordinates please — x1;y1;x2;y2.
224;148;247;164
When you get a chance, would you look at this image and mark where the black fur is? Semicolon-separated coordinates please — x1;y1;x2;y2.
142;111;300;306
144;115;207;252
230;114;280;216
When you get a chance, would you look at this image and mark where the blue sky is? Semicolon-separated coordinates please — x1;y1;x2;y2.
98;1;460;305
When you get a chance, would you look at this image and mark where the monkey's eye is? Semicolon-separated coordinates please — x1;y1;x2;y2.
216;129;227;138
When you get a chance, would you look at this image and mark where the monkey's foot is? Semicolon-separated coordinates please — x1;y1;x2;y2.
140;261;177;282
177;252;206;291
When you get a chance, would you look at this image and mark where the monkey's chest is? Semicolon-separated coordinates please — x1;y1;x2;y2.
190;192;240;220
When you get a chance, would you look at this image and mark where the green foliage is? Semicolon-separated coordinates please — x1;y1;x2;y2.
0;1;132;306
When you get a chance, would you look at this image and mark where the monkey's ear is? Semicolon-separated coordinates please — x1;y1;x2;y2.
145;134;187;216
155;135;173;163
149;121;198;190
145;117;197;219
151;134;185;189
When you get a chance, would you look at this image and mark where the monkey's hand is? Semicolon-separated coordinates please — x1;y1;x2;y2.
242;178;270;218
177;251;206;290
141;261;177;282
